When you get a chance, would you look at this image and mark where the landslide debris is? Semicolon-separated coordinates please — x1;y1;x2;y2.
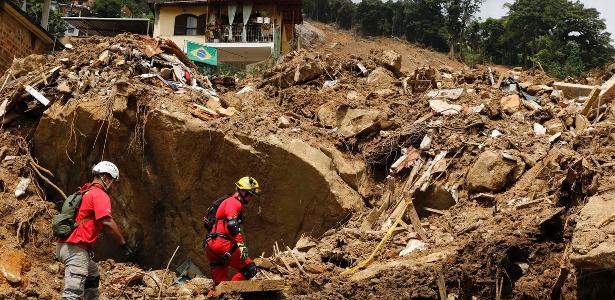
1;26;615;300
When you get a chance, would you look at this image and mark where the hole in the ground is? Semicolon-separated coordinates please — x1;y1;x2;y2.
499;246;530;295
413;184;455;217
576;268;615;299
321;253;355;269
0;179;4;192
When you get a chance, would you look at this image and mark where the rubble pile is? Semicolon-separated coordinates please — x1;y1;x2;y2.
1;27;615;299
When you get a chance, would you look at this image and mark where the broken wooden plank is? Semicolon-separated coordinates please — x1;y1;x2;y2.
437;272;447;300
24;85;50;106
553;82;596;99
407;199;429;241
216;279;288;293
285;246;307;276
581;87;601;116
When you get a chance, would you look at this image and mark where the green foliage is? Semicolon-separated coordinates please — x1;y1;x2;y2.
302;0;613;78
91;0;123;18
467;0;614;78
10;0;68;36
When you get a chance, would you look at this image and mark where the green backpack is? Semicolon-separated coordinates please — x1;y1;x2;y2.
52;188;91;239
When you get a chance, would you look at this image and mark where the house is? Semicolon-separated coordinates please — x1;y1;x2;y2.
0;0;55;72
62;17;152;37
149;0;302;68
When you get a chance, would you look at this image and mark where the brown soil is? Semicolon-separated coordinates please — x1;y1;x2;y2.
0;22;614;300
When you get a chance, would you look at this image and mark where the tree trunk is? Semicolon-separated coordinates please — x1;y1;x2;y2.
41;0;51;30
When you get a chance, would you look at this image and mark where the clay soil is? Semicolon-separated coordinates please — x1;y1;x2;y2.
0;22;614;299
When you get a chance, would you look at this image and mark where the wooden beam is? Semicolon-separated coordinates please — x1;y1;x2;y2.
581;87;600;116
216;279;288;293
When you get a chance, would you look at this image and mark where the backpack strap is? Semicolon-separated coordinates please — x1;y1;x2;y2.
73;186;96;229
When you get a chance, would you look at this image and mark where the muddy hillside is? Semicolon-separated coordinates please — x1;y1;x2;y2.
2;24;615;299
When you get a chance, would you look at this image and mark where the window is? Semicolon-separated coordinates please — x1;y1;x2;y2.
174;14;206;36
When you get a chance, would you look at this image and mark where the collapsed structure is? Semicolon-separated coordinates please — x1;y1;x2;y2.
1;24;615;299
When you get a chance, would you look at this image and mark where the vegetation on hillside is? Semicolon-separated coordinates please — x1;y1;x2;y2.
304;0;615;77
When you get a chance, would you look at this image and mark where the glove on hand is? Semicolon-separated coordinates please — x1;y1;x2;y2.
120;243;136;260
237;243;249;260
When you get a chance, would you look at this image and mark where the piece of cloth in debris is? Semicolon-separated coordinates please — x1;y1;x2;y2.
56;243;100;300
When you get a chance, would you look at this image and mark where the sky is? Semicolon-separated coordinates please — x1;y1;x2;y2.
479;0;615;39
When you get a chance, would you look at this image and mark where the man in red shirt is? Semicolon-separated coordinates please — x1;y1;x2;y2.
56;161;133;300
205;176;260;288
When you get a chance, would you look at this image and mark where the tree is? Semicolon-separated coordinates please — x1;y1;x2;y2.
10;0;68;36
443;0;483;58
91;0;124;18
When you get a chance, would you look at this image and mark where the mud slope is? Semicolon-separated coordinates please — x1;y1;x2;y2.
32;96;363;270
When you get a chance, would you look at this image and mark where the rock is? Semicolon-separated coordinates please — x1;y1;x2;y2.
177;287;192;296
0;250;28;284
373;88;396;98
48;262;60;274
420;134;432;150
294;61;323;83
466;150;525;193
56;81;72;93
429;99;461;116
294;235;318;252
160;68;173;79
374;50;402;72
553;82;595;98
346;91;361;101
253;258;274;270
316;101;343;128
367;67;395;86
304;262;327;274
543;118;565;135
500;94;521;113
533;123;546;136
337;108;387;138
277;116;292;128
296;22;327;49
527;84;553;95
427;88;465;100
185;277;214;295
575;114;590;132
320;146;366;190
98;50;111;65
571;191;615;269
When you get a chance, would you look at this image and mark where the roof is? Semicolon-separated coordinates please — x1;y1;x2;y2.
0;0;55;44
62;17;152;36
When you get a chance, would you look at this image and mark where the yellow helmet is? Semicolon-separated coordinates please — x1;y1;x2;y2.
235;176;260;195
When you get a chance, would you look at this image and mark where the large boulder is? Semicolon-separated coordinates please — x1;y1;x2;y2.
466;150;525;193
571;191;615;269
320;146;366;190
373;50;402;73
367;67;396;86
337;108;388;138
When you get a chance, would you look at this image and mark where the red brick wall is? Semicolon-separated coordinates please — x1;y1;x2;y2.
0;10;50;73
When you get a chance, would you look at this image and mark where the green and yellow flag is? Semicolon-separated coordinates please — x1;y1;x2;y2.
186;41;217;66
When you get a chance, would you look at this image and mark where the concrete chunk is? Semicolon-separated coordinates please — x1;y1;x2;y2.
571;191;615;269
553;82;596;99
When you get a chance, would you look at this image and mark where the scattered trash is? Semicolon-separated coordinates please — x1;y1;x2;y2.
491;130;502;138
14;177;31;198
533;123;547;136
399;239;427;256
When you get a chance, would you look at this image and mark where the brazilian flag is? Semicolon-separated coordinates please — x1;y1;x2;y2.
186;41;217;66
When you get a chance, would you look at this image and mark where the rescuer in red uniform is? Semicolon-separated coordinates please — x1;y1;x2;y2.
205;176;260;286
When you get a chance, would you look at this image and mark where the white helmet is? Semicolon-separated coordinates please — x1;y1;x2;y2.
92;161;119;180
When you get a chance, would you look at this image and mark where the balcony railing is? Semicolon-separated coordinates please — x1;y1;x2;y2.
205;23;274;43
